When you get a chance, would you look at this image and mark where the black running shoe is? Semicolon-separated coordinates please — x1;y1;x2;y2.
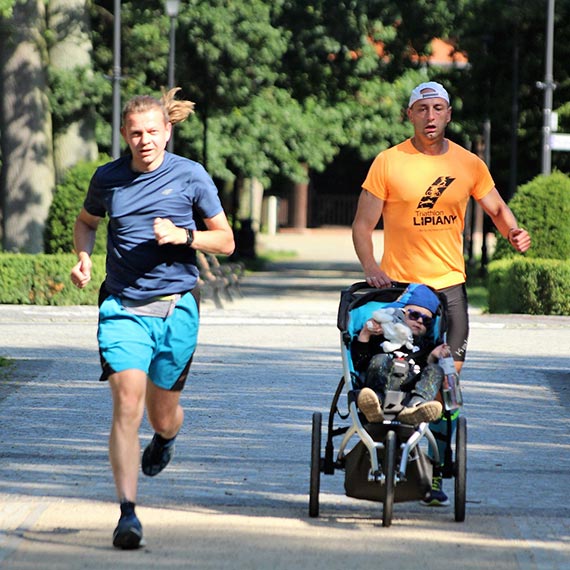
142;433;176;477
112;512;145;549
420;476;450;507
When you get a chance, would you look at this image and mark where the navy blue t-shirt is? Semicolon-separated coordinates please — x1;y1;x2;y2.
84;152;223;300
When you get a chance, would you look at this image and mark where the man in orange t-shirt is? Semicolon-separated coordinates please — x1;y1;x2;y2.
353;81;531;370
352;81;531;507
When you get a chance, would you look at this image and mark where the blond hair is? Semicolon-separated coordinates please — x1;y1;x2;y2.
121;87;195;126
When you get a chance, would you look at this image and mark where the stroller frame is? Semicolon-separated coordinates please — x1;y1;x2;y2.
309;282;467;527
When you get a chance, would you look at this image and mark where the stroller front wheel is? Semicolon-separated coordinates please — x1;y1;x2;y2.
454;415;467;522
309;412;322;517
382;430;397;527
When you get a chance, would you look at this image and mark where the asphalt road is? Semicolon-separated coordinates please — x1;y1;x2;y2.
1;258;569;569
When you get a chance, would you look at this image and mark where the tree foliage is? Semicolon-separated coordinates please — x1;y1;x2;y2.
450;0;570;198
3;0;570;251
85;0;469;186
0;0;13;19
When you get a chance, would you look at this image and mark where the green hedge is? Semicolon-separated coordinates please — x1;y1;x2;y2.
2;253;568;314
487;257;570;315
0;254;105;305
44;156;110;254
493;171;570;261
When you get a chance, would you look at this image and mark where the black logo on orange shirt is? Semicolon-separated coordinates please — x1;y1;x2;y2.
413;176;457;228
416;176;455;209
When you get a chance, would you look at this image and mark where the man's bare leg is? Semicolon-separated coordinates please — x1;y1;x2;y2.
108;369;147;500
108;369;147;549
141;381;184;477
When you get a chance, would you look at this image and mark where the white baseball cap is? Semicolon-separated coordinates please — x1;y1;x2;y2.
408;81;450;108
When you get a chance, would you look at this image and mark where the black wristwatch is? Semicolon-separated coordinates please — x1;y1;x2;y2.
185;228;194;248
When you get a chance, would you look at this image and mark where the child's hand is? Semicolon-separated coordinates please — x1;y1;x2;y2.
358;319;383;342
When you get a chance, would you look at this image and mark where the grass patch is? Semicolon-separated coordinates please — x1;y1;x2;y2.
229;249;297;272
466;264;489;312
0;356;18;403
0;356;14;384
259;249;297;262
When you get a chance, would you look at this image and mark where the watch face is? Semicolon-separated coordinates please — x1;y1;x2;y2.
186;229;193;246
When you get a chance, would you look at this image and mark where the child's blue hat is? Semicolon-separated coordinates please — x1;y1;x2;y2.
405;284;440;314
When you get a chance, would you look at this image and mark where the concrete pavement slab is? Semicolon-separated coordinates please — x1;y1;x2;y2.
0;261;569;569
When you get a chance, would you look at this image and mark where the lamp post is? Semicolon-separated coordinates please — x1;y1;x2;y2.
165;0;181;152
112;0;122;159
539;0;555;175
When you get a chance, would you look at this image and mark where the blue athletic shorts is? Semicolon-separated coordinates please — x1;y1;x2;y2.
97;291;199;391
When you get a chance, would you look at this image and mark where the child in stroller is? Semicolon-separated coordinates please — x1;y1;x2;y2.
308;281;467;525
353;283;449;427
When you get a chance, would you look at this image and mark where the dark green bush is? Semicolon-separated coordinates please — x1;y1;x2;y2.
489;171;570;315
0;255;36;303
488;257;570;315
44;156;110;254
0;254;105;305
493;171;570;261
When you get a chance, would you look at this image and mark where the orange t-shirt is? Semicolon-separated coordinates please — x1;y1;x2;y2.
362;139;494;289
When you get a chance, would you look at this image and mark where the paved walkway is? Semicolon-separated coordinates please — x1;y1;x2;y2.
1;228;569;569
256;226;366;264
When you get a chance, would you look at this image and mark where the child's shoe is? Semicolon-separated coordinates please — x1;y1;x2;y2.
397;397;442;425
357;388;384;423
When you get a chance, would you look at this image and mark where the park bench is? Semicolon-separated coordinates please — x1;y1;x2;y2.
196;251;244;308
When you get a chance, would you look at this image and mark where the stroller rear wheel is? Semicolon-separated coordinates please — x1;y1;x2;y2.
454;416;467;522
309;412;322;517
382;430;397;527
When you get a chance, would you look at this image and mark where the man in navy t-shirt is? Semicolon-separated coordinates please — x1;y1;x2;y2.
70;88;235;549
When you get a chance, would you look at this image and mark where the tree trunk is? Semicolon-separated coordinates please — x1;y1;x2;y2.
236;177;264;231
0;0;55;252
291;163;309;229
48;0;97;183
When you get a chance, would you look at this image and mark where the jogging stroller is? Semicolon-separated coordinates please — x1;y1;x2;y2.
309;282;467;527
